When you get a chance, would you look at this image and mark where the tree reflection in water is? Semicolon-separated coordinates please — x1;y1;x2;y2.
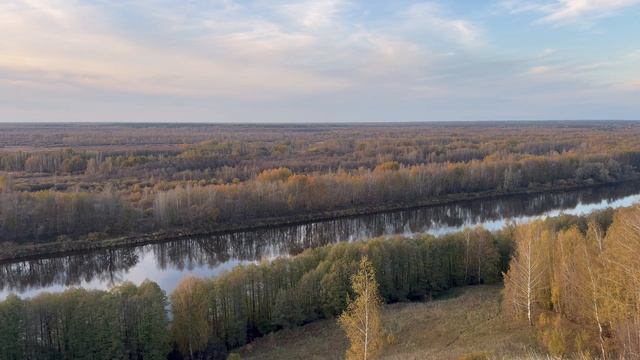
2;181;640;299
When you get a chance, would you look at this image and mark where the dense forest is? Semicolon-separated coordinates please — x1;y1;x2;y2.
503;200;640;357
3;204;634;359
0;281;169;360
2;122;640;252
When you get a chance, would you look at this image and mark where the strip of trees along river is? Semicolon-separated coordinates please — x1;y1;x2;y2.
2;152;639;247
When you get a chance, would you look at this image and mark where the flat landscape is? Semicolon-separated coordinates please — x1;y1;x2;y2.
2;123;640;360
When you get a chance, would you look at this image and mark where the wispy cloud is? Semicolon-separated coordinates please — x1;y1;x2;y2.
402;2;484;47
0;0;352;99
502;0;640;24
0;0;487;100
278;0;346;28
526;65;554;74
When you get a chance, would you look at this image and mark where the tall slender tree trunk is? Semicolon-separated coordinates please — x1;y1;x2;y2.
477;236;482;284
464;232;470;284
364;285;369;360
583;245;606;359
527;238;533;326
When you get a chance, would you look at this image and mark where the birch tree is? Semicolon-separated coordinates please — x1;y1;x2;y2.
170;276;210;359
553;227;607;357
602;206;640;357
339;257;383;360
581;237;607;359
503;221;550;325
587;218;605;253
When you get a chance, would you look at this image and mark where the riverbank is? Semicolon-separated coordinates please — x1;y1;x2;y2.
2;178;639;262
238;285;538;360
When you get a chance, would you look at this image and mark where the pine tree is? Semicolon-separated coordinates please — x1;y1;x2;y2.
339;257;383;360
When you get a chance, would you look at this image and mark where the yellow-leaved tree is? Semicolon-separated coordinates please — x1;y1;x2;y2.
602;206;640;356
339;257;383;360
502;220;551;325
170;276;210;359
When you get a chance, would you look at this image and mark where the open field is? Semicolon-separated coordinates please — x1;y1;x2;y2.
238;286;539;360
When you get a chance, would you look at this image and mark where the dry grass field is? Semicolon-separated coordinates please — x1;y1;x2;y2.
237;285;540;360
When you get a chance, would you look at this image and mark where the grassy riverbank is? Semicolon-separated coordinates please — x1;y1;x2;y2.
237;286;538;360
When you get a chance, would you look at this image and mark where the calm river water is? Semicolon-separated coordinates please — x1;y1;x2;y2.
2;182;640;300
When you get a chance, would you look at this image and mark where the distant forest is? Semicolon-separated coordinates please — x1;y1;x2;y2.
2;122;640;250
3;204;639;359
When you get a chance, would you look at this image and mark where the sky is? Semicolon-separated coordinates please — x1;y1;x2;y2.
1;0;639;122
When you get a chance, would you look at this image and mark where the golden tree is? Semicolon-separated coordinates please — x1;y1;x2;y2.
339;257;383;360
170;276;210;359
551;227;607;357
502;221;551;325
602;206;640;356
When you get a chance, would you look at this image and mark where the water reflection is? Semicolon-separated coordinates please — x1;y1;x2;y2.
3;182;640;299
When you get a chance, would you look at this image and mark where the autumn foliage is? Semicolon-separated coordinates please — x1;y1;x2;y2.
339;257;384;360
503;205;640;358
3;122;640;247
1;205;639;359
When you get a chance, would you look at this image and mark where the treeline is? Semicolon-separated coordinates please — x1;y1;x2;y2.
0;281;169;360
3;122;640;189
168;227;506;357
152;153;636;229
2;150;637;245
0;187;136;243
503;205;640;358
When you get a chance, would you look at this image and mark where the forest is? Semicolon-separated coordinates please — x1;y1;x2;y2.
503;200;640;357
2;122;640;254
3;203;638;359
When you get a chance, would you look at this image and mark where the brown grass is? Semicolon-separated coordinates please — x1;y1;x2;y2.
237;285;540;360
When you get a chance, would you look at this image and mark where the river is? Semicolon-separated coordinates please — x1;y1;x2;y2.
2;181;640;300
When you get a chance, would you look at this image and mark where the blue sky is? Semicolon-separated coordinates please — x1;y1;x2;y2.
1;0;639;122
